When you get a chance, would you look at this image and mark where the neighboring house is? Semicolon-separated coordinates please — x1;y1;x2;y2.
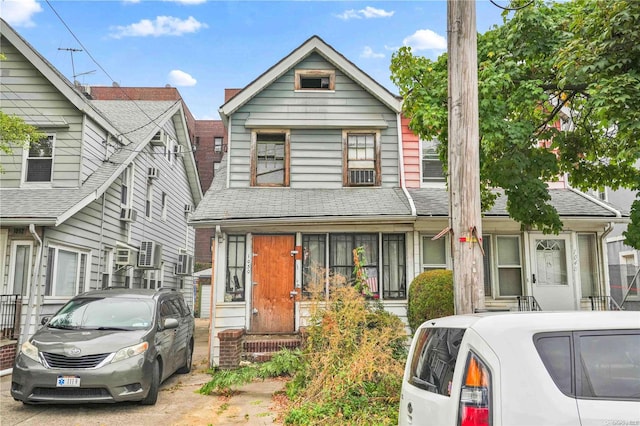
591;159;640;310
87;85;226;266
190;35;629;367
0;19;203;355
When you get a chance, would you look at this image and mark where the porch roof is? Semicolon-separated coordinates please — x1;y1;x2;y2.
189;186;414;224
409;188;623;218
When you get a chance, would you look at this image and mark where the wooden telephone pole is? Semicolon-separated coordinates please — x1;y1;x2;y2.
447;0;485;314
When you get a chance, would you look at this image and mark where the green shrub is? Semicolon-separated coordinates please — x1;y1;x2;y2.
407;269;454;333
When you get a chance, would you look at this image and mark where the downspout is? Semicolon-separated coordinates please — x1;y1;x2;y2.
600;222;615;300
397;112;416;216
20;224;43;348
209;225;222;367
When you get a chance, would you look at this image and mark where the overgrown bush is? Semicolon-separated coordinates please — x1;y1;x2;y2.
407;269;454;333
285;284;407;425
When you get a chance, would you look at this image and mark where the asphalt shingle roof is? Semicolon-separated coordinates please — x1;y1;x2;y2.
0;101;179;224
409;188;621;217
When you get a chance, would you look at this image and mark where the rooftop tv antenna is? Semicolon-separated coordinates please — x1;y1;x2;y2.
58;47;95;83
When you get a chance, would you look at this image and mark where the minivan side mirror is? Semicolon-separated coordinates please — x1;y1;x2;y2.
40;317;49;326
162;318;179;330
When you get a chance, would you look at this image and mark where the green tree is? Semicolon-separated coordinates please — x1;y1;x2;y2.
390;0;640;247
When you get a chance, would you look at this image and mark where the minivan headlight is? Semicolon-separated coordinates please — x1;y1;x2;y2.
20;341;41;364
111;342;149;363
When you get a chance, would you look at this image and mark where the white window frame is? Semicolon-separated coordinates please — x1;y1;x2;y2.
161;192;168;221
120;164;134;208
421;234;451;271
421;138;446;186
214;137;223;153
165;138;176;164
144;263;164;289
495;235;524;297
8;240;33;297
145;181;154;220
101;248;114;290
45;244;91;298
22;133;55;186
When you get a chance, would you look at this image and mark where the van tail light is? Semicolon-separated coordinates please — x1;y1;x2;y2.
458;352;491;426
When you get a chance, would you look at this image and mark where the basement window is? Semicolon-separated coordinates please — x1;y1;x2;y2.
295;69;335;91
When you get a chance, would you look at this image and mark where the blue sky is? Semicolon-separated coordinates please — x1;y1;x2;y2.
1;0;506;119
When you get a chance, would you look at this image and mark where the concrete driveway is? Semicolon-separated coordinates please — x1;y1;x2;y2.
1;319;285;425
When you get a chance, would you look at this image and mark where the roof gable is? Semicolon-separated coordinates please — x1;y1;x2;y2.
0;19;121;138
219;35;402;122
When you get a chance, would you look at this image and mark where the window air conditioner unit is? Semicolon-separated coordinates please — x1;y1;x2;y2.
120;207;137;222
349;169;375;185
175;253;194;275
184;204;193;214
150;129;168;146
138;241;162;269
148;167;160;180
115;248;134;266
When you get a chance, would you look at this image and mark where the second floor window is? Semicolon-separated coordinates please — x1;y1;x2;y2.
25;134;54;183
343;131;380;186
422;139;445;184
120;165;133;206
251;131;289;186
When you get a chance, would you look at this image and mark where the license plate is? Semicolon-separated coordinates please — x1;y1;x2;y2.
57;376;80;387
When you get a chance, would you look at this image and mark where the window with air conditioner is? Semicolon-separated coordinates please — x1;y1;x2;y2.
343;131;380;187
138;241;162;269
175;253;194;275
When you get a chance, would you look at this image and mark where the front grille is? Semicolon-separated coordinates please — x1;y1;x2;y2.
32;387;111;399
42;352;110;369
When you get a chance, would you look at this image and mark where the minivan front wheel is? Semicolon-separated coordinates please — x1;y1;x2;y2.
177;340;193;374
140;360;160;405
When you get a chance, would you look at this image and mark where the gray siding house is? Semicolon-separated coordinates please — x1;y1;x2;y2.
0;19;203;348
191;36;629;367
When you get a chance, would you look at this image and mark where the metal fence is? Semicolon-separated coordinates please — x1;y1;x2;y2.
0;294;22;340
608;263;640;310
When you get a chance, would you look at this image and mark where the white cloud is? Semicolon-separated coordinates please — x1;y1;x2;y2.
168;70;197;86
109;16;207;38
336;6;394;20
360;46;385;59
403;29;447;51
0;0;42;28
359;6;394;19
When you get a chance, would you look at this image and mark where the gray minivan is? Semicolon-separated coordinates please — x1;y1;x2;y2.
11;288;195;405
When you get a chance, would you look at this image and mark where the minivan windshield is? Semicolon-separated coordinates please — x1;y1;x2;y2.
48;297;155;330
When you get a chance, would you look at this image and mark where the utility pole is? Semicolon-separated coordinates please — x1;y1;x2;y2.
447;0;485;314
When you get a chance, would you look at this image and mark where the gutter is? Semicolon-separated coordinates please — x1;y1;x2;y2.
189;214;416;228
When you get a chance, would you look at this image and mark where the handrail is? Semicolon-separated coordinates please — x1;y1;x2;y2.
588;296;622;311
517;296;542;311
0;294;22;340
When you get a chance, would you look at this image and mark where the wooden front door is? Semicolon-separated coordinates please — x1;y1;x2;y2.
251;235;295;333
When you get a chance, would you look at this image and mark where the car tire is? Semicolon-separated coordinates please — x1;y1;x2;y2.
140;360;160;405
177;340;193;374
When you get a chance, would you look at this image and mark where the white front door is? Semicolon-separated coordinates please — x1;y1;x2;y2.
530;236;576;310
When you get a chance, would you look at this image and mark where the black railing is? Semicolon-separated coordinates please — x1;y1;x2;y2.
589;296;622;311
0;294;22;340
517;296;542;311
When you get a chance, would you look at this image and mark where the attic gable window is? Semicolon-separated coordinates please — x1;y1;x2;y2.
251;130;290;187
295;69;335;91
24;134;54;183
